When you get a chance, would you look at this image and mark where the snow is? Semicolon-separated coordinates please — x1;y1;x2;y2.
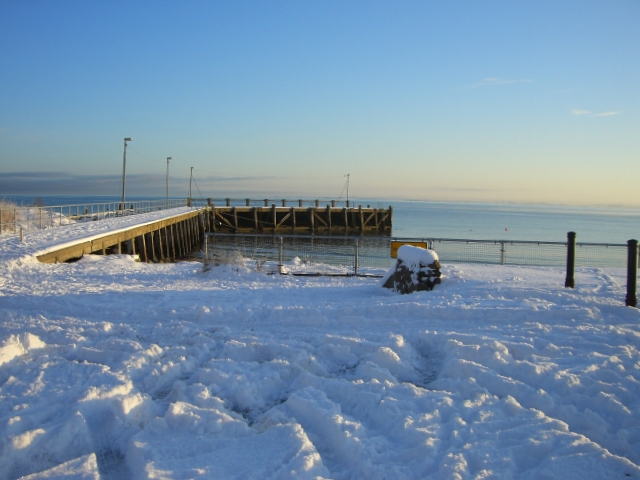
397;244;439;267
1;210;639;479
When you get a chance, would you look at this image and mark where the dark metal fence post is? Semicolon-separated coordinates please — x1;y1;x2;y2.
565;231;576;288
354;239;359;275
626;239;638;307
278;236;284;275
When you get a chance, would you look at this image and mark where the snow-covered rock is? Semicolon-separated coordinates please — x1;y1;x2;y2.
382;245;441;293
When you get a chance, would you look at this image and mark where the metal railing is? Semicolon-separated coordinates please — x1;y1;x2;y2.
203;233;634;275
0;199;189;235
195;197;379;209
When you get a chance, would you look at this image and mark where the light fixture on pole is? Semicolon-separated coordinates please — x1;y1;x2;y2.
189;167;194;203
166;157;172;206
121;138;132;209
345;173;350;207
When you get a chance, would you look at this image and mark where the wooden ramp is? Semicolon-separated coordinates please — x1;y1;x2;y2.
37;209;209;264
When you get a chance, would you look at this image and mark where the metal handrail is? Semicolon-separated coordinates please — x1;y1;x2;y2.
0;198;191;235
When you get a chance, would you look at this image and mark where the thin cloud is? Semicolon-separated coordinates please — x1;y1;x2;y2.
476;77;533;87
593;111;620;117
572;109;620;117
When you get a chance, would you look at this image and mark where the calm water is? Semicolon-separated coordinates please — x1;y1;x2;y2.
2;194;638;245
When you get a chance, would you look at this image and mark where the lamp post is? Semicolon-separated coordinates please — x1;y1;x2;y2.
121;137;132;209
188;166;194;206
166;157;172;207
346;173;350;207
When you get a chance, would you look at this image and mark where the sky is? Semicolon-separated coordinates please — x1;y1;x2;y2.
0;1;638;206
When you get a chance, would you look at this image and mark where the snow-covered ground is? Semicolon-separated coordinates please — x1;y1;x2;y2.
0;212;639;479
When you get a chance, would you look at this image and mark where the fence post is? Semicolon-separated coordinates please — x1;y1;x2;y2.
354;239;359;276
278;236;284;275
626;239;638;308
204;232;208;267
565;231;576;288
500;242;506;265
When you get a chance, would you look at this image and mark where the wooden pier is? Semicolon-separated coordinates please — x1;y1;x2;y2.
209;204;392;233
35;202;392;264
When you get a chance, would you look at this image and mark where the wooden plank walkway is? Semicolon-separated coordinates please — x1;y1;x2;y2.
37;209;209;264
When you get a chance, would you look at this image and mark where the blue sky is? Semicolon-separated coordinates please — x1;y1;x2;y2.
1;1;638;205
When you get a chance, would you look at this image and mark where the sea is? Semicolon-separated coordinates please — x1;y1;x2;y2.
2;194;639;245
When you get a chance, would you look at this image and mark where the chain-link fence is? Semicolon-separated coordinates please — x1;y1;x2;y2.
204;233;633;276
0;199;188;235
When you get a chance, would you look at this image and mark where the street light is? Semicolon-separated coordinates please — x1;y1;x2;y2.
189;166;194;205
166;157;172;206
121;137;132;209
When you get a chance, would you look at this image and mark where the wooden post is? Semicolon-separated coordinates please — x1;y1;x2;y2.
374;209;379;231
182;220;188;256
626;239;638;307
253;207;259;231
147;232;157;262
343;208;348;229
359;206;363;231
233;207;238;230
182;221;189;253
271;204;277;232
246;198;251;206
176;222;183;257
157;230;164;261
315;199;319;207
162;227;169;259
565;232;576;288
170;224;176;259
326;205;331;230
282;199;287;207
298;199;303;207
226;198;231;207
264;199;269;207
309;207;315;232
291;207;296;230
331;200;336;207
140;235;148;263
